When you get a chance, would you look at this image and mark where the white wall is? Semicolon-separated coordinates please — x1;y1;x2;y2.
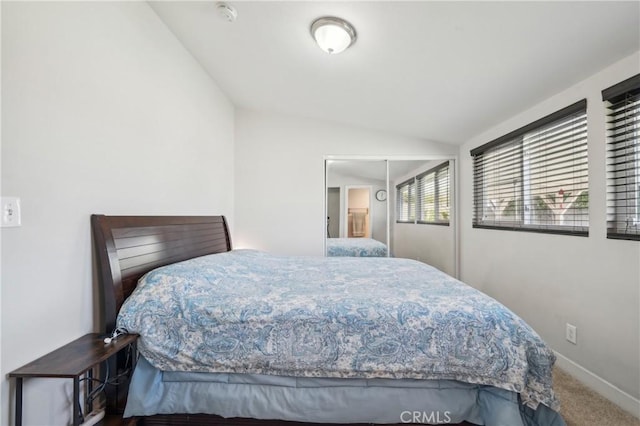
1;2;235;425
235;109;458;256
393;224;454;274
459;52;640;413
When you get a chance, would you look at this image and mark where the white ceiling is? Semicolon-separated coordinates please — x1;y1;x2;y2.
150;1;640;145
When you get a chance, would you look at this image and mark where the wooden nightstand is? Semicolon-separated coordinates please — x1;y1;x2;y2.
8;333;138;426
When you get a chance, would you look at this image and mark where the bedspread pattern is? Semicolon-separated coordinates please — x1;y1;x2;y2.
117;250;558;411
326;237;388;257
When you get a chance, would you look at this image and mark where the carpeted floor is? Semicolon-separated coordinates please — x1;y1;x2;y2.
554;368;640;426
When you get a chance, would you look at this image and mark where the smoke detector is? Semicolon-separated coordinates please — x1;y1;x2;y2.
216;3;238;23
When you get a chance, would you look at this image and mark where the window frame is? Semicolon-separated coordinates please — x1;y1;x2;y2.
395;177;416;223
416;161;451;226
471;99;589;236
603;73;640;241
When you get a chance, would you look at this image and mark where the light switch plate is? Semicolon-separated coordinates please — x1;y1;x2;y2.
1;197;22;227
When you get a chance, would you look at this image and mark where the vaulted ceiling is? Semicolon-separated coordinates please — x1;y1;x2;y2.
150;1;640;145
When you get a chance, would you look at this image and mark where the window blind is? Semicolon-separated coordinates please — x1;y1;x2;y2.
603;74;640;241
396;178;415;223
417;161;450;225
471;100;588;235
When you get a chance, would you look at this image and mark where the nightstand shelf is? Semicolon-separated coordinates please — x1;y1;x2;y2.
9;333;138;426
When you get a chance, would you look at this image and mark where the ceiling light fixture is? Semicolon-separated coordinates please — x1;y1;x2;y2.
310;17;357;54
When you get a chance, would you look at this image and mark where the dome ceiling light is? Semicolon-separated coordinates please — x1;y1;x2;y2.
310;17;357;54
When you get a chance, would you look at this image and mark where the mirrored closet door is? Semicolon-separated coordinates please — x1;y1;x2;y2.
325;157;458;277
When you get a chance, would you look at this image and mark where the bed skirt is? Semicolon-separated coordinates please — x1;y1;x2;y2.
125;356;566;426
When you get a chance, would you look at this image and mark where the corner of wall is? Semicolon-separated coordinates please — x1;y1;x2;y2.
554;352;640;418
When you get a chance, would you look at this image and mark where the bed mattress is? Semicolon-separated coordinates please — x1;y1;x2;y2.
117;249;558;413
326;237;389;257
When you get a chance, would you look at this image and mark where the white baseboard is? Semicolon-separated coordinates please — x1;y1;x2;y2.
554;351;640;419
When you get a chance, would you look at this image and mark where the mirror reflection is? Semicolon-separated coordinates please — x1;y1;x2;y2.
326;160;389;257
325;158;457;277
389;159;456;276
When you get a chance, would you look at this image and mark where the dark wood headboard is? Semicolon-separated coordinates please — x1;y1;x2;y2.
91;215;232;334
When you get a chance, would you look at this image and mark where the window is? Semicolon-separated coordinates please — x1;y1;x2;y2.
471;100;588;235
603;74;640;240
417;162;450;225
396;178;415;223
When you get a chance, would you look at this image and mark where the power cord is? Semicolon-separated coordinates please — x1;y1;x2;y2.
78;342;135;422
103;327;128;345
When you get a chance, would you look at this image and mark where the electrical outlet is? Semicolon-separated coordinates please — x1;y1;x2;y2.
566;323;577;345
1;197;21;227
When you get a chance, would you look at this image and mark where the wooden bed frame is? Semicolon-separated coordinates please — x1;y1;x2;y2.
91;214;474;426
91;215;233;335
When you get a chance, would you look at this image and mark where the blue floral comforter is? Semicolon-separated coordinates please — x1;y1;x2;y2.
327;237;388;257
117;249;558;411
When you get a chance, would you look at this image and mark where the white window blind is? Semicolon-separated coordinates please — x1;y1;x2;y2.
417;162;450;225
603;74;640;241
396;178;415;223
471;100;588;235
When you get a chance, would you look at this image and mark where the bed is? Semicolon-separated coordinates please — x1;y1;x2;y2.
326;237;389;257
91;214;566;426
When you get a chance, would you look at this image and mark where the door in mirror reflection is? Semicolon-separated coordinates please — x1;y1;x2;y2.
346;187;370;238
327;187;340;238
